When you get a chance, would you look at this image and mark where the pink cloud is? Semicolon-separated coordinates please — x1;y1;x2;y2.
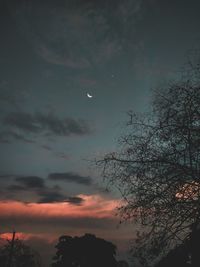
0;194;119;220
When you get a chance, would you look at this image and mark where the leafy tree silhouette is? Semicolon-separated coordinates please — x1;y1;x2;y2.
0;237;41;267
52;233;118;267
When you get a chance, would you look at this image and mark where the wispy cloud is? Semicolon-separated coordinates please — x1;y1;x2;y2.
40;146;70;161
48;172;93;186
4;112;39;133
0;111;93;145
4;111;92;136
37;43;90;69
9;0;145;69
0;131;35;144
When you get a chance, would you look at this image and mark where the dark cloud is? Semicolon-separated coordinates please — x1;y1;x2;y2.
15;176;45;189
35;112;91;136
3;111;92;141
0;175;16;179
38;190;83;204
2;175;83;205
7;184;27;192
48;172;93;186
36;190;66;203
67;196;84;205
5;176;45;194
4;112;38;133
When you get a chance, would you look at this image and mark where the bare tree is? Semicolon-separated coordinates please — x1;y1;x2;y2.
97;57;200;265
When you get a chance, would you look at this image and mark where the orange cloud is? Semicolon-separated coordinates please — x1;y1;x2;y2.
0;194;120;219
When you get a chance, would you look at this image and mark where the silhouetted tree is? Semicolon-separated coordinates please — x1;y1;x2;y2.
0;237;41;267
117;260;129;267
52;233;118;267
155;225;200;267
154;243;189;267
188;223;200;267
97;53;200;265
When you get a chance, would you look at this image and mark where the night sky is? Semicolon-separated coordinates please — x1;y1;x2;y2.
1;0;200;265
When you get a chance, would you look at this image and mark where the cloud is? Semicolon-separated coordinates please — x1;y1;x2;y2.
0;131;34;144
2;111;92;141
0;175;16;179
6;176;45;193
39;146;70;161
55;152;70;160
36;112;92;136
8;0;145;69
0;172;110;204
4;112;38;132
0;194;119;234
15;176;45;189
7;184;27;192
67;196;84;205
37;190;83;205
48;172;93;186
2;175;84;205
37;43;90;69
0;194;118;220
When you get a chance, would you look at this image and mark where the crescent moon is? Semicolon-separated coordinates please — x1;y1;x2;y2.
87;93;93;98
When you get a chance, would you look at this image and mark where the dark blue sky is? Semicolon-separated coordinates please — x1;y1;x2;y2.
1;0;200;265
